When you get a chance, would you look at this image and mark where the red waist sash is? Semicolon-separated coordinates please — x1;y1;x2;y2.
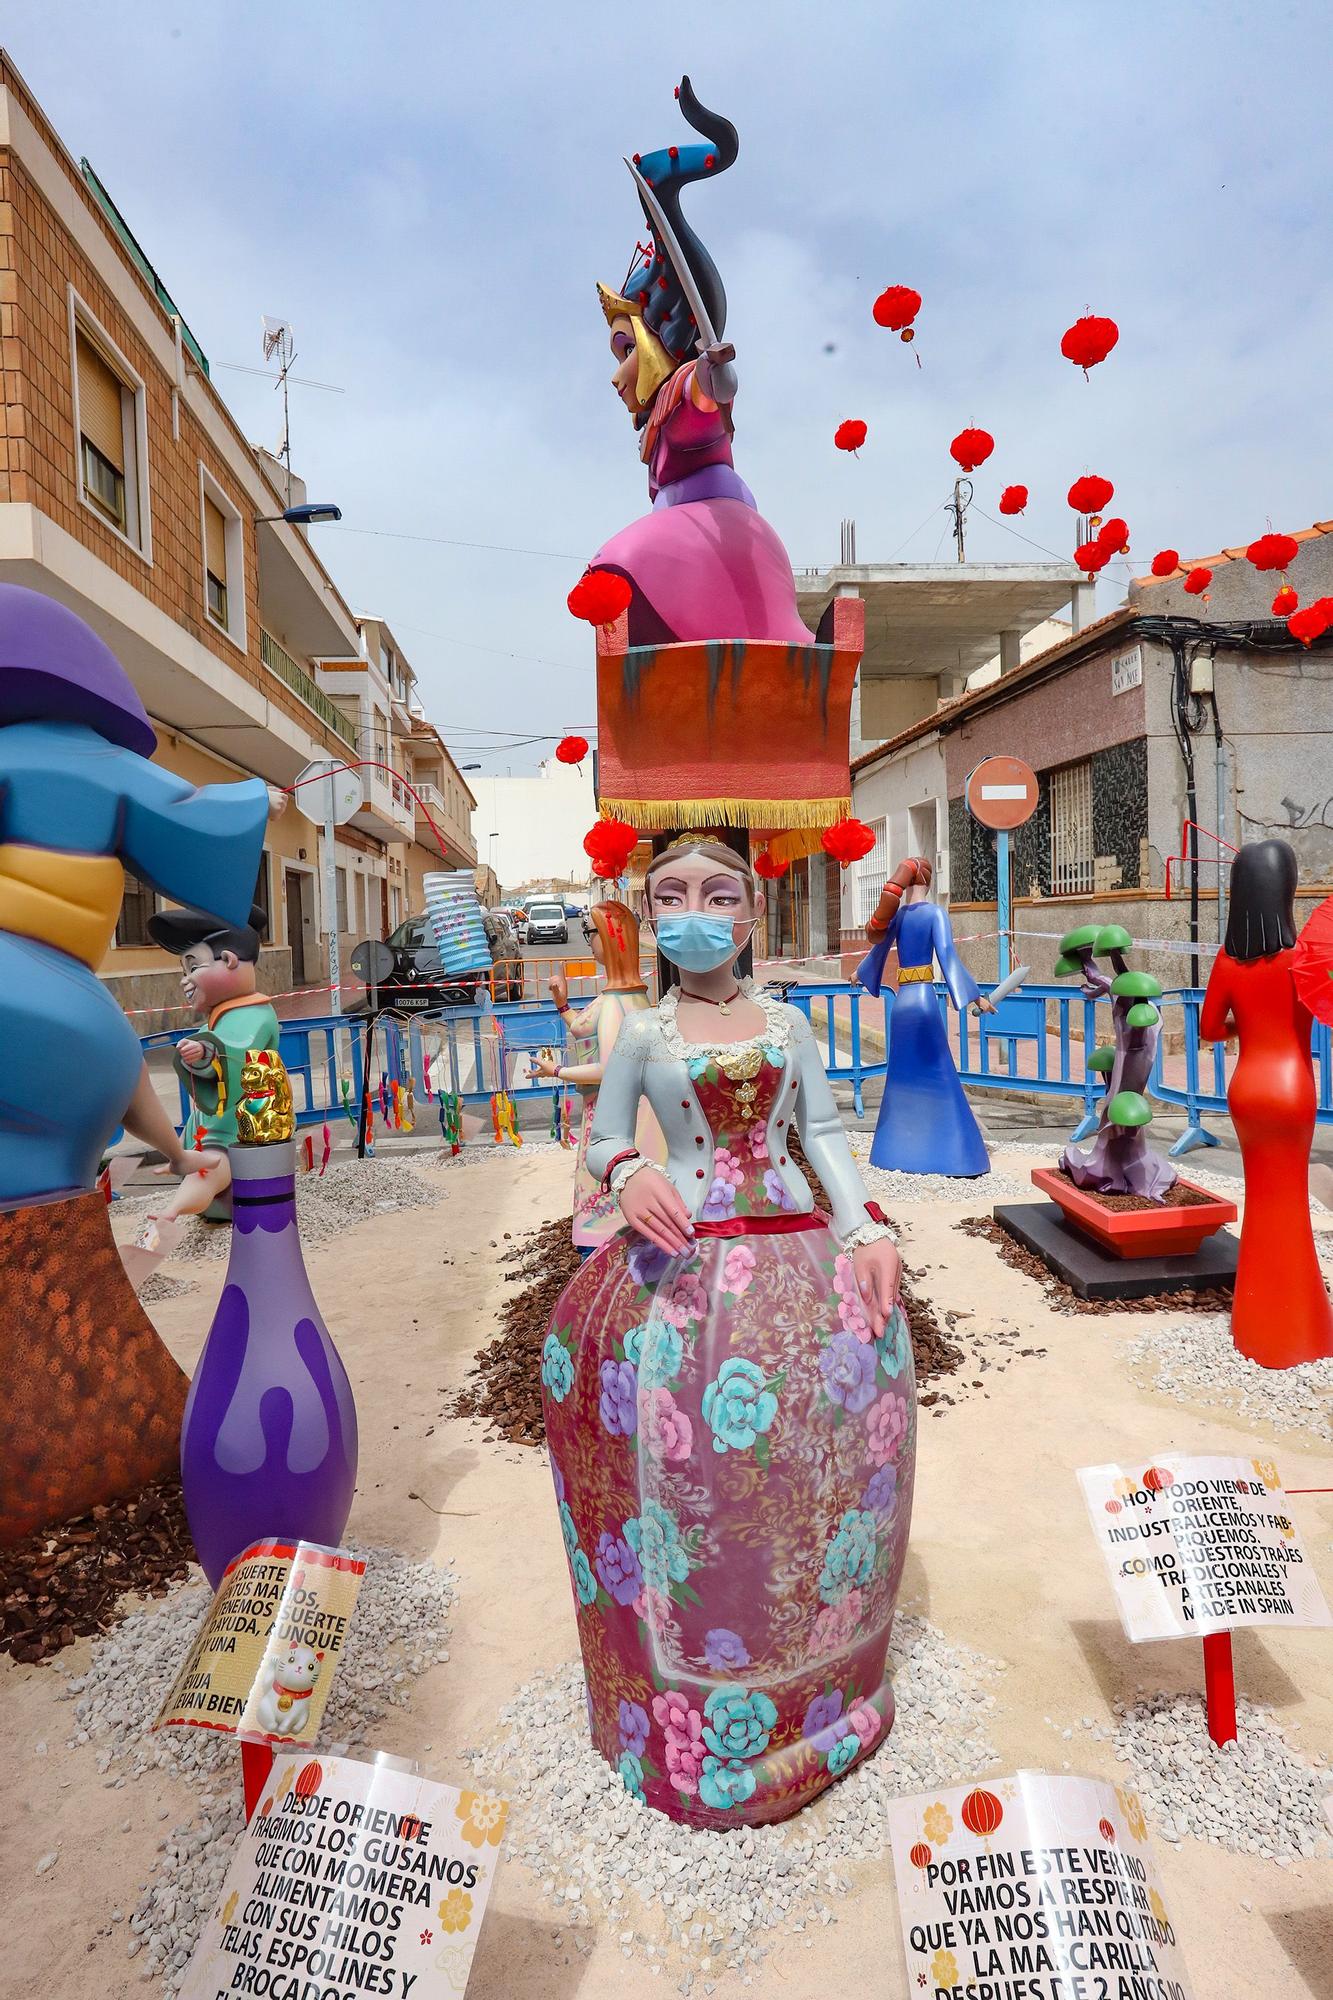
693;1211;827;1239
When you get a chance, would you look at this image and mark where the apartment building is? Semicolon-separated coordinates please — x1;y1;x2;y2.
0;54;466;1016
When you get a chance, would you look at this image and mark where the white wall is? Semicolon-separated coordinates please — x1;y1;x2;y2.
845;733;950;935
471;760;597;895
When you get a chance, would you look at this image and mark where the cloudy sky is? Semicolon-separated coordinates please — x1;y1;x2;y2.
9;2;1333;770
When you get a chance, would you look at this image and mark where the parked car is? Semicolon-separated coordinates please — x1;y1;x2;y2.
370;909;524;1011
563;900;584;918
512;907;529;942
525;899;569;945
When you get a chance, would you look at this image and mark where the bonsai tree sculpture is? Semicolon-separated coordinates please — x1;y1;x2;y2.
1054;924;1178;1201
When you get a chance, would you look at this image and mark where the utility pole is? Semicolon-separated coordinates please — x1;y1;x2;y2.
950;479;973;563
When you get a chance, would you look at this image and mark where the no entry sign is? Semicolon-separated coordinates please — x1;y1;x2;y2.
965;755;1039;830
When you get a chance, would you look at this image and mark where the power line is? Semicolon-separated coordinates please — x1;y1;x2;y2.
332;524;581;560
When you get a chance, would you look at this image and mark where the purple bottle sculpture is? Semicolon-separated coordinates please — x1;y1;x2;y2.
180;1053;358;1588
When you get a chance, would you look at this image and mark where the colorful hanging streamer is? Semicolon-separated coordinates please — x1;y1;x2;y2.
491;1091;521;1148
437;1092;463;1155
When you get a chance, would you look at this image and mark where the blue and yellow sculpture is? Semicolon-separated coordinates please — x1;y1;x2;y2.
0;582;272;1541
857;857;993;1177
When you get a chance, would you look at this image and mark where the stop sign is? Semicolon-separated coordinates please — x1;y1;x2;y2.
965;755;1038;830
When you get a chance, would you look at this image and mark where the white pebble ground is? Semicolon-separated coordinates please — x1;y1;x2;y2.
1126;1315;1333;1441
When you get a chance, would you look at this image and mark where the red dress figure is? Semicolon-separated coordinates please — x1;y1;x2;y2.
1200;840;1333;1368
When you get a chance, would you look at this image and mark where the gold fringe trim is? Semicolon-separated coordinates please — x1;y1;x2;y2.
767;826;829;864
600;796;850;832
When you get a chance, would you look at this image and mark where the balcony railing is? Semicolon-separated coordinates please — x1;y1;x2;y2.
261;630;356;747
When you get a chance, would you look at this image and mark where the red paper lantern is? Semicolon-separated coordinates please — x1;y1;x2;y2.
555;735;589;765
1182;568;1212;597
1098;1818;1116;1844
1075;539;1113;575
1245;532;1299;573
998;485;1028;516
567;570;633;626
399;1815;425;1842
834;418;868;454
872;284;921;331
1272;584;1299;615
950;427;994;472
909;1842;933;1871
1150;550;1179;578
1061;314;1120;373
294;1760;323;1798
961;1788;1004;1838
822;817;877;866
1288;598;1333;647
1104;1498;1122;1515
754;849;789;880
1097;517;1130;554
1067;474;1114;515
1143;1466;1175;1493
582;816;639;879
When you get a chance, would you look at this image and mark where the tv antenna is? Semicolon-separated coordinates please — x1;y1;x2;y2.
213;319;345;508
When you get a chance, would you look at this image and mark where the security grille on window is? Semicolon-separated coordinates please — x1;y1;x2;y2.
116;874;155;947
856;818;889;927
1050;760;1094;896
204;494;229;629
76;334;128;531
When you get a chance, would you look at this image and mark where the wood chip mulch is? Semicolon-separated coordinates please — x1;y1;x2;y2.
1049;1166;1216;1212
957;1214;1235;1316
0;1478;195;1666
454;1189;967;1452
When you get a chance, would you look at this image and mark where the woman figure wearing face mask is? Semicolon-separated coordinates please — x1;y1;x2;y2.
539;839;915;1827
532;900;664;1257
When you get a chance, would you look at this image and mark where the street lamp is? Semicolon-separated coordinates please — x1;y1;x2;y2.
254;502;343;525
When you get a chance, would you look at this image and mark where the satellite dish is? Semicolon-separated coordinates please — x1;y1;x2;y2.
350;938;394;985
292;758;363;827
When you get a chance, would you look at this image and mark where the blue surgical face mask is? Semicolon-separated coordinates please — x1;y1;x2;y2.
655;913;741;973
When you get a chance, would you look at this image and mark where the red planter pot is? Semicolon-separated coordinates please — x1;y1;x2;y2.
1031;1167;1238;1260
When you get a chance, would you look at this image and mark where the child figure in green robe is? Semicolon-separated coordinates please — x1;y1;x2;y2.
143;902;280;1237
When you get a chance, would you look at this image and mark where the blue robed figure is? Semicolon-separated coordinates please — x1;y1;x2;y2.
856;856;991;1177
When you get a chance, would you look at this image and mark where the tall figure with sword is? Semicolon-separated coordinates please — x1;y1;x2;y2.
589;77;813;647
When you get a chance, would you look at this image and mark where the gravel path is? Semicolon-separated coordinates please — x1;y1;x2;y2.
1126;1315;1333;1440
115;1157;444;1263
846;1136;1036;1205
461;1616;1002;1991
1061;1696;1333;1862
58;1548;455;1991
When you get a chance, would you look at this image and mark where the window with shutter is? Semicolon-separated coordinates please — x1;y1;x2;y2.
204;494;229;627
76;333;128;529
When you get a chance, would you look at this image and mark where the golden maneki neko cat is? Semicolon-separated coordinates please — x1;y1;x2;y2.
235;1049;296;1146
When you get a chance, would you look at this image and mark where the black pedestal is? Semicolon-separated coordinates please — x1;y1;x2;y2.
994;1200;1239;1301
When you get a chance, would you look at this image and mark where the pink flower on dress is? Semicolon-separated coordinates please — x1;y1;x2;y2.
848;1701;882;1751
712;1147;745;1189
652;1690;706;1796
659;1270;709;1328
747;1122;769;1161
721;1245;757;1297
812;1586;864;1653
632;1586;675;1636
834;1254;873;1343
641;1386;694;1463
865;1390;909;1466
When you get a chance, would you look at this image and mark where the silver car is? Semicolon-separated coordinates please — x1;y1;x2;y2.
525;899;568;945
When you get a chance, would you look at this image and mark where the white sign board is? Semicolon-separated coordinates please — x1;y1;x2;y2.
889;1770;1195;2000
1111;646;1143;696
292;758;363;828
179;1754;508;1999
1078;1455;1331;1643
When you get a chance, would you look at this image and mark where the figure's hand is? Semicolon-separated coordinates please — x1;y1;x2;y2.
619;1167;695;1258
694;342;738;408
972;995;995;1014
548;971;568;1010
166;1141;222;1176
851;1239;901;1339
266;783;289;820
533;1055;561;1080
177;1038;207;1067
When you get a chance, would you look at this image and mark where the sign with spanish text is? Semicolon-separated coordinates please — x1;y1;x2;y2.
1110;646;1143;696
154;1539;364;1744
1077;1457;1330;1643
177;1754;508;2000
888;1770;1196;2000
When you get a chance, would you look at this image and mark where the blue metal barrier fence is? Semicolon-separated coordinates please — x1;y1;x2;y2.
142;981;1333;1154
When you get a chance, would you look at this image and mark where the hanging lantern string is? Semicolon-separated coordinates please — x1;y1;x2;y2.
971;504;1148;582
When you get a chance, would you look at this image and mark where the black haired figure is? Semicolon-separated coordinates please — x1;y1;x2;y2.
584;76;813;648
1200;839;1333;1366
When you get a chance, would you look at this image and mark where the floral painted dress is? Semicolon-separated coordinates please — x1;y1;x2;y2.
539;985;916;1827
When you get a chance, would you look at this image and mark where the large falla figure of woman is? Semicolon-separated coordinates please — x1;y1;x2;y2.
587;76;812;648
1200;838;1333;1367
539;841;916;1826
